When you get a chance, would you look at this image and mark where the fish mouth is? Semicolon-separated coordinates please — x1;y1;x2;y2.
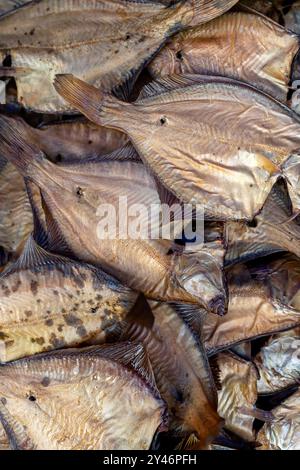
208;294;227;317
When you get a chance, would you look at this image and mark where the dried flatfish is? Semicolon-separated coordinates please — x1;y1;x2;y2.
225;183;300;265
255;334;300;395
203;259;300;355
0;116;227;313
216;352;258;442
0;157;33;260
257;388;300;450
122;300;221;448
149;11;298;102
0;236;137;362
0;0;238;112
0;343;166;450
54;73;300;221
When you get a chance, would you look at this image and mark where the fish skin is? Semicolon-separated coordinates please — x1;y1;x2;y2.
0;0;30;17
0;236;137;363
202;258;300;355
257;387;300;450
0;343;166;450
0;422;10;450
255;334;300;395
0;0;239;113
225;183;300;265
216;352;258;442
122;300;221;448
0;115;227;314
148;11;299;102
54;73;300;221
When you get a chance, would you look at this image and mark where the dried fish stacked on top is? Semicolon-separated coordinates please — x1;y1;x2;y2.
0;0;299;451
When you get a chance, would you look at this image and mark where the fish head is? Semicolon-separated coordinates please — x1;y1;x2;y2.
149;36;188;78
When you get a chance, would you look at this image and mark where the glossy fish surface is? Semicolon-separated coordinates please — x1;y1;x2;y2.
0;0;238;112
149;11;299;102
54;73;300;221
0;236;137;362
0;343;166;449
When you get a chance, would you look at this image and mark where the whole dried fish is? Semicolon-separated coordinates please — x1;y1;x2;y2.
54;73;300;221
257;387;300;450
122;300;221;448
0;236;137;362
0;0;238;112
0;343;166;450
148;11;299;102
225;183;300;265
216;352;258;442
0;115;227;313
0;157;33;260
203;259;300;356
255;334;300;395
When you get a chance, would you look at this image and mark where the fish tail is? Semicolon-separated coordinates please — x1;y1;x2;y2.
176;0;239;28
54;74;122;128
0;115;47;177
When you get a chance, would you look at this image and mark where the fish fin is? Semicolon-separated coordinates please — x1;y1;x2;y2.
137;74;209;101
0;400;35;450
282;153;300;215
54;74;117;126
63;143;141;166
125;294;155;330
0;115;48;176
169;303;205;337
186;0;239;27
25;179;48;249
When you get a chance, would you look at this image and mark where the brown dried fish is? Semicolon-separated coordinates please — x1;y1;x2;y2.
257;387;300;450
225;183;300;265
148;11;299;102
0;236;137;362
216;352;258;442
0;343;166;450
0;116;227;313
0;0;238;112
54;73;300;221
255;334;300;395
122;300;221;448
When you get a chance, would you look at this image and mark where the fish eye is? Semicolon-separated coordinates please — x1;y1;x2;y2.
247;218;258;228
176;50;183;61
28;394;36;402
160;117;167;126
76;187;84;198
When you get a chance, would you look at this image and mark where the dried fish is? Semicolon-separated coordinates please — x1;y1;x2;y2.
203;259;300;355
149;11;298;102
0;0;30;17
216;352;258;442
122;300;221;448
225;183;300;265
0;0;238;112
255;334;300;395
284;3;300;33
0;343;166;450
0;115;227;313
0;422;9;450
0;236;137;362
54;73;300;221
257;387;300;450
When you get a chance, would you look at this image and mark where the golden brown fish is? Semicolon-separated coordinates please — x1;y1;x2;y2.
0;116;227;314
225;183;300;265
0;342;167;450
203;258;300;355
122;300;221;448
0;0;238;112
148;11;299;102
54;73;300;221
257;388;300;450
216;352;258;442
255;334;300;395
0;236;138;362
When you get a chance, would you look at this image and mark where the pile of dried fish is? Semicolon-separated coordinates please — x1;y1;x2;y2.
0;0;299;451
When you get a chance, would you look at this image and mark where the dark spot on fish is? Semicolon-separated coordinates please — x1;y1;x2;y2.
1;284;10;296
247;218;258;228
104;308;112;316
125;34;131;40
63;314;82;326
138;36;146;43
76;187;84;199
46;310;51;314
45;319;53;327
24;32;28;35
114;50;119;54
173;389;184;403
87;299;94;305
76;290;81;295
28;395;36;402
46;7;50;11
35;337;45;345
11;279;21;292
76;326;87;338
25;310;32;317
1;397;7;405
30;280;38;295
56;153;62;163
176;50;183;60
57;325;64;332
53;290;59;296
61;308;66;314
160;117;167;126
250;184;253;188
41;377;50;387
36;299;42;304
17;40;22;46
91;307;98;314
88;140;93;145
0;332;8;340
68;294;74;299
30;28;35;36
49;333;65;349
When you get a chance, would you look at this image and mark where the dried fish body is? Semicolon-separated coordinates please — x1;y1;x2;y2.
0;0;239;112
149;12;299;102
0;236;137;362
0;422;9;450
225;183;300;265
55;74;300;221
0;343;166;450
216;352;258;442
123;300;221;448
255;334;300;395
258;388;300;450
